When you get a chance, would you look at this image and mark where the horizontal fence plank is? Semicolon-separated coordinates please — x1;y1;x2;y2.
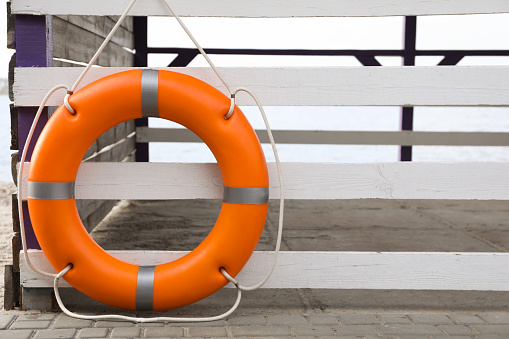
19;162;509;200
14;67;509;107
21;250;509;290
137;127;509;146
11;0;509;17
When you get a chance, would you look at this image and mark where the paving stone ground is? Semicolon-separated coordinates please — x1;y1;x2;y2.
2;311;509;338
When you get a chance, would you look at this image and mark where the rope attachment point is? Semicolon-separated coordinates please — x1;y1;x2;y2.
224;94;235;120
64;91;76;115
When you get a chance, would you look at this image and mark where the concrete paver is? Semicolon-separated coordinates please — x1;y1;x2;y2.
438;325;476;336
333;324;380;336
379;314;413;324
229;325;292;337
53;314;94;328
473;324;509;335
170;319;226;327
292;324;336;336
375;324;444;336
143;327;184;337
449;313;487;325
77;327;109;338
110;326;141;337
9;320;51;329
408;313;453;325
339;314;380;325
94;320;135;328
187;326;228;337
227;315;267;326
0;329;33;339
307;314;340;325
0;314;15;329
17;313;57;321
267;314;308;325
33;328;77;338
481;313;509;324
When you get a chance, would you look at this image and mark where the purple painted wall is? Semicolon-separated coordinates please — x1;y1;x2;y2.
15;14;53;249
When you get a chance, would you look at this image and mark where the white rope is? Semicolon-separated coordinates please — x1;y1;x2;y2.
220;88;285;291
54;264;243;323
21;0;285;323
18;84;70;279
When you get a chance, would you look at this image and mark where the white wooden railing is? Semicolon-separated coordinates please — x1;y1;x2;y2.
12;0;509;292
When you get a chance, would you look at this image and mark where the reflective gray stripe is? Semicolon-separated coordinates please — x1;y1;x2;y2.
141;69;159;118
223;187;269;205
136;265;155;311
28;182;75;200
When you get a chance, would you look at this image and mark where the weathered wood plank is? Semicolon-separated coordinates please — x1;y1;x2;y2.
11;0;509;17
137;127;509;147
21;250;509;291
55;16;134;48
18;162;509;200
14;67;509;107
6;2;15;49
52;16;134;67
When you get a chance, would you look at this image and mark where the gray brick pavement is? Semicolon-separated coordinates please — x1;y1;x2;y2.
3;311;509;337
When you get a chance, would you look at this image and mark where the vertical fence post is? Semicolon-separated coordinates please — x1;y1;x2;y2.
134;16;149;162
14;14;54;250
400;16;417;161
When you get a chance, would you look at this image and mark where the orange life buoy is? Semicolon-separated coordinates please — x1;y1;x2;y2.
27;69;269;311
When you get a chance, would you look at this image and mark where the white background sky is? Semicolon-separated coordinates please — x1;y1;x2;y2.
0;4;508;76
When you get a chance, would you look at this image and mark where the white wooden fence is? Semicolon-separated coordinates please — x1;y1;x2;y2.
12;1;509;293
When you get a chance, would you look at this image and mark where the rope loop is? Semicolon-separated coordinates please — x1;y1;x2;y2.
64;91;76;115
224;94;236;120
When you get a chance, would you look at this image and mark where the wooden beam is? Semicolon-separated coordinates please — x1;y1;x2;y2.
18;162;509;200
21;250;509;291
136;127;509;147
14;66;509;107
11;0;509;17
